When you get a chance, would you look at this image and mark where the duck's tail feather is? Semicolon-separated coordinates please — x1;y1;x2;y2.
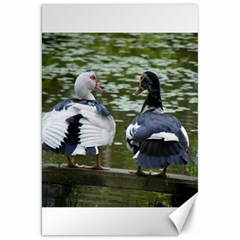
136;139;192;168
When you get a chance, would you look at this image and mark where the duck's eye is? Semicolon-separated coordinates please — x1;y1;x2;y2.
90;75;96;81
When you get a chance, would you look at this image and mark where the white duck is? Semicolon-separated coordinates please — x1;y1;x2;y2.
42;70;116;170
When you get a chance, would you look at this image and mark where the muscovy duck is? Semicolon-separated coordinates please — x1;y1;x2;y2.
126;71;192;176
42;71;116;169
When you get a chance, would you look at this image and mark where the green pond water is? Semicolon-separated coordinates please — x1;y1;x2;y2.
42;33;198;207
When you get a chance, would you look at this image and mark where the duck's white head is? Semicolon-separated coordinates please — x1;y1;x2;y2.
74;71;103;100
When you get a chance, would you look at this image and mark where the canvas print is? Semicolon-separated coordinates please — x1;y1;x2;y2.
42;33;198;208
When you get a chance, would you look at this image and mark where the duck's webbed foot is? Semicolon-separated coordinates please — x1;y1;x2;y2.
63;155;84;168
129;166;150;176
129;166;168;177
62;163;84;168
82;164;110;170
151;167;168;178
82;151;110;170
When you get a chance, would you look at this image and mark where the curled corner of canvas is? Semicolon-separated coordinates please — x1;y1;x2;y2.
169;193;197;234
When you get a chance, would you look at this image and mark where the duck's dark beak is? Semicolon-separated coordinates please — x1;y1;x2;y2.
134;74;146;95
134;86;144;95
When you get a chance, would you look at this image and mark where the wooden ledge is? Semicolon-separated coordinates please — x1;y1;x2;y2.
42;163;198;197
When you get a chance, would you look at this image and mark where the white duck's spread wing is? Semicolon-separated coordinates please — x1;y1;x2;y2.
42;100;115;155
78;108;116;147
42;108;76;149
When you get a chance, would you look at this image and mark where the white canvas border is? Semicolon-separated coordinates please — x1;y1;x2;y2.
42;207;178;235
42;4;198;32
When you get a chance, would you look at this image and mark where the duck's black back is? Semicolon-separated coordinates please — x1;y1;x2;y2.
131;110;192;168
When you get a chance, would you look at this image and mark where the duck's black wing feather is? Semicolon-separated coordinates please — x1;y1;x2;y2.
132;112;181;142
127;110;192;168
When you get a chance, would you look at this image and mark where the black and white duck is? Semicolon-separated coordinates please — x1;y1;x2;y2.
42;70;116;169
126;71;192;176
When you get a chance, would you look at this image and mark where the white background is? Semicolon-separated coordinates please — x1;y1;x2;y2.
0;0;240;239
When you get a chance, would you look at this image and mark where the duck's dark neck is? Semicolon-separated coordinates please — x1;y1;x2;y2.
141;93;163;112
